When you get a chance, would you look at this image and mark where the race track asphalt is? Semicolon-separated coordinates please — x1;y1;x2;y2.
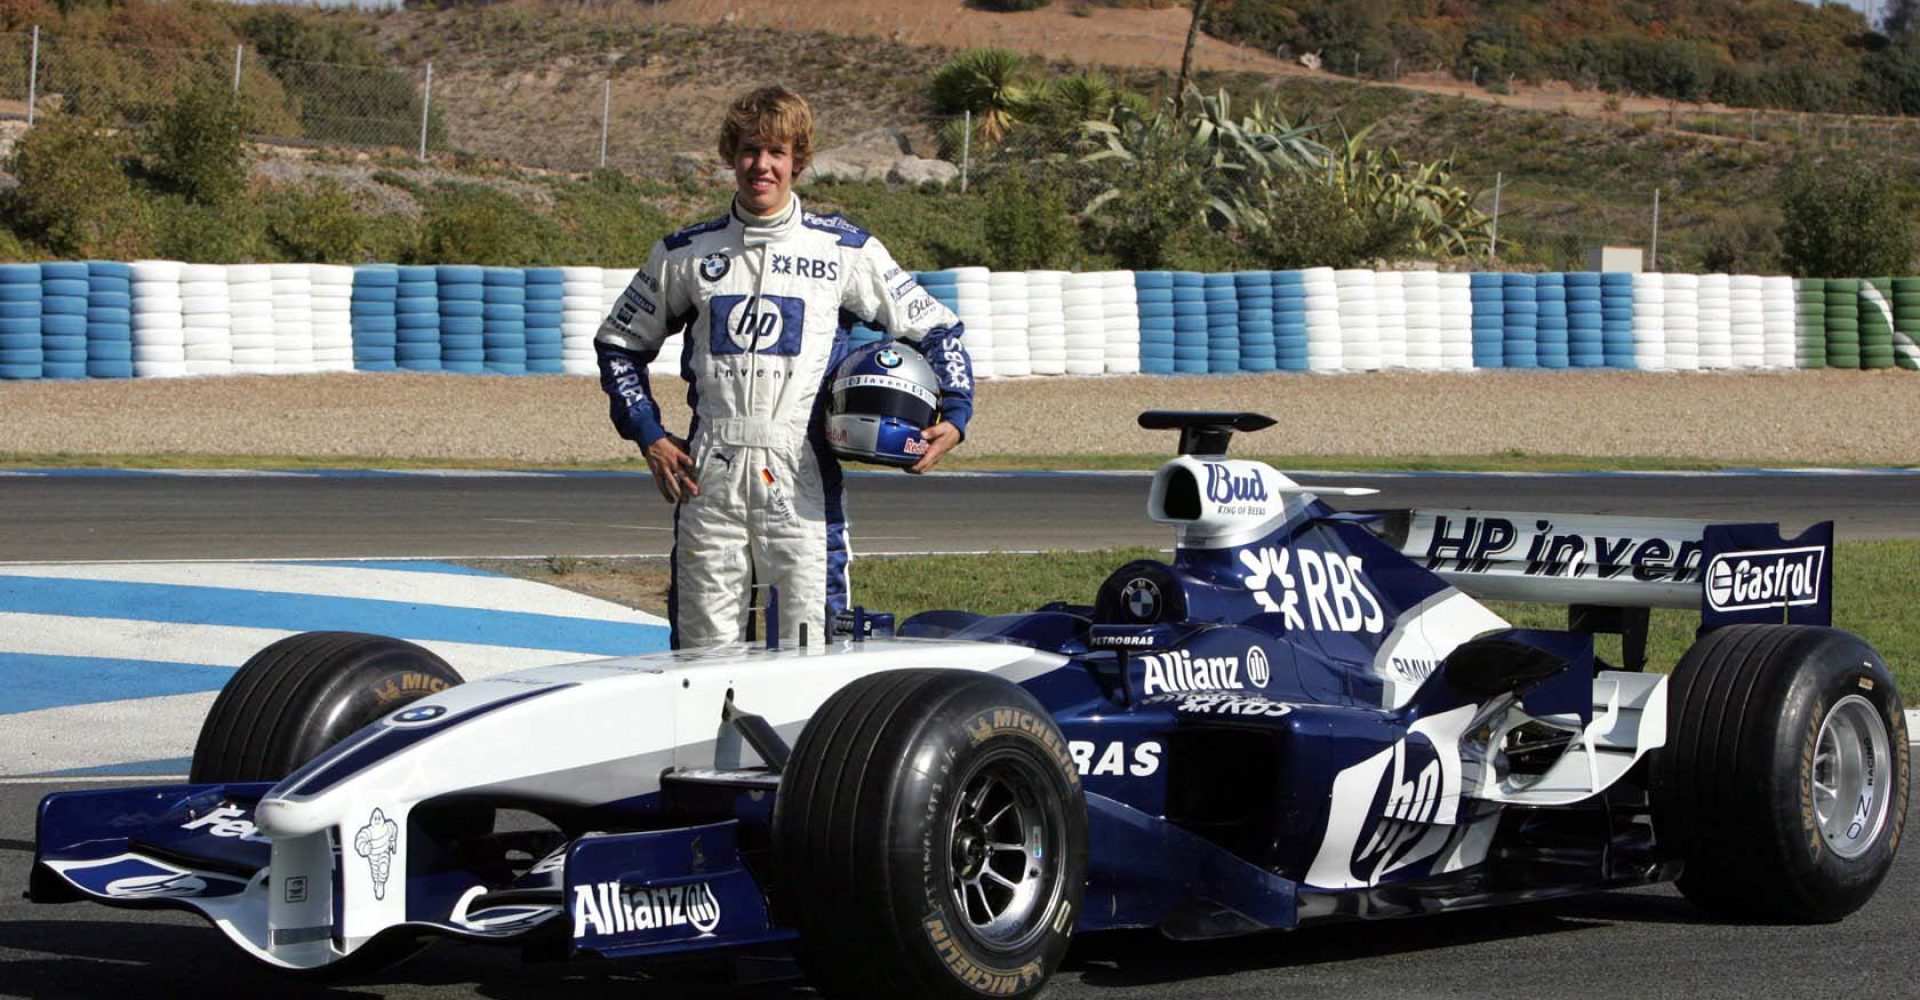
3;769;1916;1000
0;468;1915;563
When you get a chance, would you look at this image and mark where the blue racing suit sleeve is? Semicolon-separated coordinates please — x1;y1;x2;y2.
843;237;974;437
595;243;679;450
596;339;666;448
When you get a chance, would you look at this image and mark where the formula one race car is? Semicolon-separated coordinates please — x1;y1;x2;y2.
30;411;1909;999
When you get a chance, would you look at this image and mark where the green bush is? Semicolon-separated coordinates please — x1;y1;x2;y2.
980;168;1078;271
549;170;674;267
145;72;252;204
1253;176;1410;269
1778;158;1917;278
264;179;364;262
417;183;559;265
3;111;149;258
150;193;264;262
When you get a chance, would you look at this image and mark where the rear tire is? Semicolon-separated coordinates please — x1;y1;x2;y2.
773;669;1086;1000
1653;624;1908;922
191;631;462;783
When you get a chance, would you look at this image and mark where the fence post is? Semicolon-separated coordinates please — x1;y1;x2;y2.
26;25;38;126
1488;171;1503;264
232;43;242;93
598;77;610;169
1650;188;1661;272
418;61;432;162
960;109;971;195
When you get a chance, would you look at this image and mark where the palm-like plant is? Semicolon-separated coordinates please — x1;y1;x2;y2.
928;48;1033;147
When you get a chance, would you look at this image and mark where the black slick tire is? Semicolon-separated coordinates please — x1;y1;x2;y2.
191;631;463;783
1653;624;1909;922
772;669;1087;1000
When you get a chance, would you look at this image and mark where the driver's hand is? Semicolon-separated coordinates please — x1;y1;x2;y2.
645;435;698;502
908;421;962;475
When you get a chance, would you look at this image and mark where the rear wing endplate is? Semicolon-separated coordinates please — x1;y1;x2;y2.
1368;509;1834;631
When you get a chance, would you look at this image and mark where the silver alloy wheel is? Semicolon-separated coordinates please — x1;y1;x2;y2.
1811;694;1893;860
947;750;1063;948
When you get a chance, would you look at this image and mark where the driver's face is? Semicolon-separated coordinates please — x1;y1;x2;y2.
734;134;795;216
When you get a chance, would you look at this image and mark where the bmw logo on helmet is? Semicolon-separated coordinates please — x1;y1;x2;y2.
699;252;731;282
1121;577;1161;621
876;348;903;369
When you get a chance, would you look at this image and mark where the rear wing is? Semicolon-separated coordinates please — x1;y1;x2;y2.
1367;509;1834;632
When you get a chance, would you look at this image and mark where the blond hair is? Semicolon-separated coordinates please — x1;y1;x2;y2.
718;86;814;174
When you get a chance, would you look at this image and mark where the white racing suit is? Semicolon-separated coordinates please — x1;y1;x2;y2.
595;197;973;649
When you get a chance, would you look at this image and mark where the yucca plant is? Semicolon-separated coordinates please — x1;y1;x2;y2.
928;48;1034;148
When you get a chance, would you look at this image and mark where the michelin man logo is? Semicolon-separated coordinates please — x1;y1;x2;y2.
354;808;400;900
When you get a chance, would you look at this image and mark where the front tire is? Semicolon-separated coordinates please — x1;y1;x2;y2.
191;631;463;783
773;669;1087;1000
1654;624;1909;922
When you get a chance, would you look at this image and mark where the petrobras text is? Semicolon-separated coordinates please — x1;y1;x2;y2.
1705;547;1823;612
572;879;723;939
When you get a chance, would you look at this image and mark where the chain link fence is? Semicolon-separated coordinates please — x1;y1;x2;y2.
2;26;1910;273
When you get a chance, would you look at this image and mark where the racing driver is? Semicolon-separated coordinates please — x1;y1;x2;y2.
595;85;974;650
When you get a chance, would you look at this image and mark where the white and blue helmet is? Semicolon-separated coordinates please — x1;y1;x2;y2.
825;341;940;468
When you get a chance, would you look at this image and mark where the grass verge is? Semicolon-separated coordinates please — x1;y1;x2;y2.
504;540;1920;698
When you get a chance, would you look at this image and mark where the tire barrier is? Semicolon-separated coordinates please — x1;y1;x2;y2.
1401;270;1439;370
1027;269;1067;377
1762;276;1797;369
270;263;314;373
0;264;41;380
947;267;994;379
226;264;273;375
1100;270;1139;376
1135;270;1174;376
85;261;132;380
396;265;441;373
351;265;399;373
311;264;355;372
436;265;485;375
1060;271;1104;377
481;266;527;376
1796;278;1827;369
1171;271;1206;374
1859;278;1896;371
1564;272;1601;367
1502;272;1538;369
988;269;1030;377
1664;273;1701;372
1202;271;1238;373
1825;278;1861;370
1730;274;1766;369
1535;272;1568;370
1469;272;1503;369
1302;267;1341;372
1895;277;1920;371
524;268;565;375
5;261;1920;380
39;261;88;380
131;260;185;379
559;266;601;377
1335;269;1379;371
